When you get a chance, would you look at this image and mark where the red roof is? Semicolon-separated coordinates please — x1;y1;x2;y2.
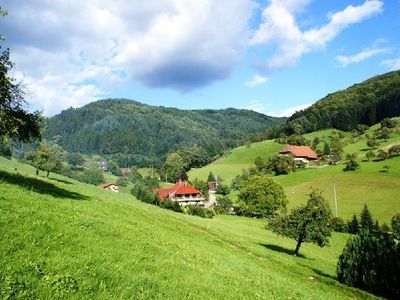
279;145;318;159
99;183;118;189
153;181;203;200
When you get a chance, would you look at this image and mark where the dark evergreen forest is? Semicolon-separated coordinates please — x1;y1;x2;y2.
269;71;400;137
45;99;283;167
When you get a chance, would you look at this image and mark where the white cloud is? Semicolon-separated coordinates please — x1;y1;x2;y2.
245;100;269;113
382;55;400;71
268;103;312;117
336;48;389;67
1;0;255;115
251;0;383;71
245;75;268;87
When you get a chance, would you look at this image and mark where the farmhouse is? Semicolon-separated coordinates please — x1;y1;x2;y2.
279;145;318;163
153;181;206;206
99;183;119;192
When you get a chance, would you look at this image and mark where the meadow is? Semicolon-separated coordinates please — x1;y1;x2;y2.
0;157;376;299
189;124;400;223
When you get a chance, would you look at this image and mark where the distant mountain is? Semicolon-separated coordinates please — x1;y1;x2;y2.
277;70;400;135
44;99;283;166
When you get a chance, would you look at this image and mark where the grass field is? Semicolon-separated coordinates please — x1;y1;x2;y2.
189;125;400;223
0;157;376;299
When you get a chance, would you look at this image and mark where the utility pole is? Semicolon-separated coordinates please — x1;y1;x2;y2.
333;182;338;217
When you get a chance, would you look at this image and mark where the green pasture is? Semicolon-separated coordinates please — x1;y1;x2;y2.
0;157;375;299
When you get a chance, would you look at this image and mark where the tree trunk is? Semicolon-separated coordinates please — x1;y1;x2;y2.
294;237;303;256
46;171;49;177
35;168;39;176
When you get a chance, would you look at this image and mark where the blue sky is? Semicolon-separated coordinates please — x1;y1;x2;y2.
1;0;399;116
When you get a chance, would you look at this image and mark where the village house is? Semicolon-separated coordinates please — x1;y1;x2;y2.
279;145;318;163
153;181;206;206
99;183;119;192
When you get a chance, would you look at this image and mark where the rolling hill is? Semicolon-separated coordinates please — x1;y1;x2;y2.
44;99;283;167
0;157;375;299
278;70;400;135
189;122;400;224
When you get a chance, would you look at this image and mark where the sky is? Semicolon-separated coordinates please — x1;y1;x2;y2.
1;0;399;117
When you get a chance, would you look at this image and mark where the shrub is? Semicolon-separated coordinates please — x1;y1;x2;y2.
81;167;104;185
159;200;182;213
267;154;296;175
186;205;214;218
131;185;157;204
214;196;233;215
330;217;348;233
347;215;360;234
388;144;400;157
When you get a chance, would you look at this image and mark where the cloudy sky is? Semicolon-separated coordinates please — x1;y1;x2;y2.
1;0;399;116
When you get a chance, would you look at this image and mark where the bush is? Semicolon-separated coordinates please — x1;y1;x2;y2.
0;140;12;159
81;168;104;185
330;217;348;233
131;185;157;204
388;144;400;157
267;154;296;175
214;196;233;215
186;205;214;218
159;200;182;213
337;231;400;299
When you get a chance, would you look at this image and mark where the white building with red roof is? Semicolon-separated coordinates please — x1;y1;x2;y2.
153;181;206;206
279;145;318;163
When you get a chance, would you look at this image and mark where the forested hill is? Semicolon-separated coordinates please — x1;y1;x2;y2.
277;70;400;135
44;99;283;166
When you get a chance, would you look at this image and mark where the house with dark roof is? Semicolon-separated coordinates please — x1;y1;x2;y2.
279;145;318;163
153;181;206;206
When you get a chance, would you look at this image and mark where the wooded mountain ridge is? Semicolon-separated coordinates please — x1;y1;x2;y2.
44;99;283;167
273;70;400;136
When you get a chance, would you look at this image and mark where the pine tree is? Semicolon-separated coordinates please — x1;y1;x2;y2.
347;214;359;234
360;204;374;232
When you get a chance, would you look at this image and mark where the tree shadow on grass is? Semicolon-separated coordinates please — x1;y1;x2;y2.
259;243;306;259
0;170;88;201
48;177;73;185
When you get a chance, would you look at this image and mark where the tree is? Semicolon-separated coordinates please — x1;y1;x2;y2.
312;137;320;149
267;154;296;175
0;9;41;142
337;230;400;299
380;117;397;129
323;142;331;156
254;156;265;172
162;152;187;183
67;152;85;167
34;142;62;177
360;204;374;232
365;150;375;161
377;126;391;141
376;149;388;161
207;171;216;182
391;213;400;240
107;160;122;176
0;138;12;159
268;189;332;256
366;137;379;149
343;153;360;171
347;214;360;234
238;176;287;217
81;167;104;185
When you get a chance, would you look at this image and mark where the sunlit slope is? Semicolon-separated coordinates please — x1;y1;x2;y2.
0;157;374;299
189;125;400;223
189;139;282;183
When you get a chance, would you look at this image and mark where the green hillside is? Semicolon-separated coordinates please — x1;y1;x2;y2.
44;99;283;167
0;157;375;299
189;123;400;224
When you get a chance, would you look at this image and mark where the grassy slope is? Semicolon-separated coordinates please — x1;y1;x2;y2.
189;125;400;223
189;140;282;184
0;157;374;299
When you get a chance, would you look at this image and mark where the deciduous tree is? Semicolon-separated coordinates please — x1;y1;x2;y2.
268;189;332;255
